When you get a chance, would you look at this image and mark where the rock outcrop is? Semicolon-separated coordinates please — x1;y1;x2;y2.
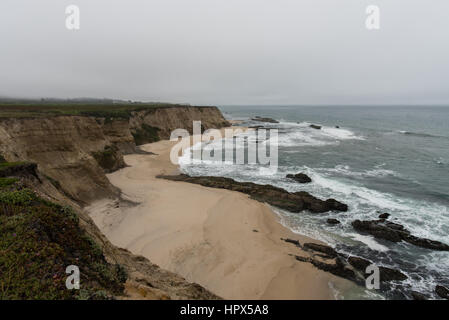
435;285;449;300
158;174;348;214
286;173;312;183
327;218;341;225
281;238;407;287
251;116;279;124
378;212;391;219
352;219;449;251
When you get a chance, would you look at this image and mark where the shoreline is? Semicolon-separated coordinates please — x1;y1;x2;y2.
86;130;355;299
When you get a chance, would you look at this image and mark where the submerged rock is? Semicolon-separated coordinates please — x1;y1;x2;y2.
286;173;312;183
352;219;449;251
327;218;341;225
251;116;279;124
435;285;449;300
309;124;322;130
158;174;348;214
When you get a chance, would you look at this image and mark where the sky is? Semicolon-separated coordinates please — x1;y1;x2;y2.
1;0;449;105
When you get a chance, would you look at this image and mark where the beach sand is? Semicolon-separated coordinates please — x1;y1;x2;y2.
87;130;353;299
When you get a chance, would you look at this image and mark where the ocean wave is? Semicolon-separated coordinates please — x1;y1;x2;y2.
320;165;401;178
265;122;365;148
396;130;445;139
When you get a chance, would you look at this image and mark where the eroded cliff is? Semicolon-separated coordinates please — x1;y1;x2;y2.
0;106;229;204
0;104;228;300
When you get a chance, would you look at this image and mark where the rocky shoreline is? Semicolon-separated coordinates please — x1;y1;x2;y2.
157;174;348;214
158;173;449;300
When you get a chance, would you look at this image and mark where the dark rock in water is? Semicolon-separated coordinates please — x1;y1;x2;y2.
325;199;348;212
251;117;279;124
283;240;407;286
435;285;449;299
352;219;409;242
303;243;338;258
410;291;428;300
286;173;312;184
403;235;449;251
348;256;407;281
158;174;348;214
310;124;322;130
335;126;340;129
378;266;408;282
352;219;449;251
348;256;372;271
378;213;390;219
327;218;340;225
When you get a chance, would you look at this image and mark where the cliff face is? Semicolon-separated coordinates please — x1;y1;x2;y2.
0;160;220;300
0;106;229;204
129;106;231;140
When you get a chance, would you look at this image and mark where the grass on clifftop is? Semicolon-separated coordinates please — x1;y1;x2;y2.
0;101;208;119
0;173;127;300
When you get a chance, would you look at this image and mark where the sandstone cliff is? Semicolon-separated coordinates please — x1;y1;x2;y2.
0;161;220;299
0;105;228;300
0;106;229;204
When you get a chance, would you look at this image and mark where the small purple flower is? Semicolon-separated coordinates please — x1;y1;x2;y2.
12;233;16;237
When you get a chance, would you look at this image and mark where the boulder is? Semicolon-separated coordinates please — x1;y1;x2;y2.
435;285;449;299
378;213;390;219
286;173;312;184
327;218;341;225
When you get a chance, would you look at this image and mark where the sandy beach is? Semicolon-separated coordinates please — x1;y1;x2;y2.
87;130;353;299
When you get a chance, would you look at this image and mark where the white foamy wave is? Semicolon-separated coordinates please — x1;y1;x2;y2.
268;122;364;148
347;233;390;252
320;126;365;141
322;165;400;178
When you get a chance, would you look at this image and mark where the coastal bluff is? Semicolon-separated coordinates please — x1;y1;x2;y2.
0;103;228;300
0;105;229;204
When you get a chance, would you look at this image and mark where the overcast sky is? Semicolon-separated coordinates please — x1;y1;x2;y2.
1;0;448;105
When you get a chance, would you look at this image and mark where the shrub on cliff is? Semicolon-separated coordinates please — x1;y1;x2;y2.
0;183;127;300
131;124;161;145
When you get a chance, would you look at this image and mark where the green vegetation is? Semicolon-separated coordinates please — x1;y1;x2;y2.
0;182;127;299
92;146;121;172
0;178;18;188
0;101;191;119
132;123;161;145
0;162;27;171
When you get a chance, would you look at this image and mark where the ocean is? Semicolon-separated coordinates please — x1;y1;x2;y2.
179;105;449;299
